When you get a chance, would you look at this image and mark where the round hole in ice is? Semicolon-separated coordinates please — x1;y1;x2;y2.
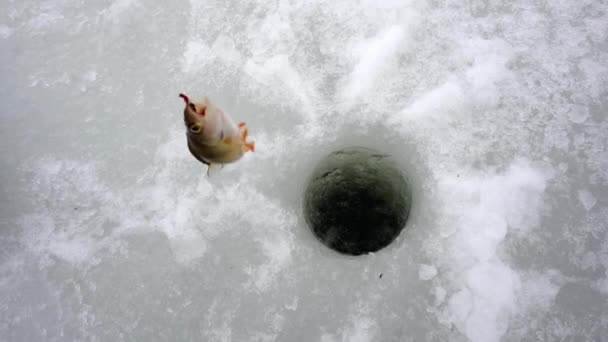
304;147;411;255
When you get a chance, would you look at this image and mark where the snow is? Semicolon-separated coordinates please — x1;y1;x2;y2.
1;0;607;341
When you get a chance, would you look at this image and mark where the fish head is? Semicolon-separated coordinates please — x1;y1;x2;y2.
179;93;208;137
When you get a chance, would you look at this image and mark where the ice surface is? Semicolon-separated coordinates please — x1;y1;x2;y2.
1;0;607;341
419;264;438;281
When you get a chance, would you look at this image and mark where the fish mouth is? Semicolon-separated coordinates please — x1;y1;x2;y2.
179;93;199;112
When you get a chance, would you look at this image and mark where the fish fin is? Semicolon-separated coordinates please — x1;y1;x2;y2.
206;163;224;177
241;128;248;140
238;122;246;128
245;142;255;152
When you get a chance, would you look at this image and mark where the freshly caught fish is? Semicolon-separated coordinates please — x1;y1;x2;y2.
179;93;255;175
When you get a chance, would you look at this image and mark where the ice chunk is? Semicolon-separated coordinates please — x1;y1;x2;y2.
102;0;138;21
82;70;97;82
0;24;13;39
578;189;597;211
340;315;376;342
419;264;438;280
568;104;589;124
434;286;447;306
27;11;64;31
594;276;608;296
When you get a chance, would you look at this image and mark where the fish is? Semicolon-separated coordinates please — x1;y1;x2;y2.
179;93;255;176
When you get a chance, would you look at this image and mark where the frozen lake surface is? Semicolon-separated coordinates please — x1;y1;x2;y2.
1;0;607;341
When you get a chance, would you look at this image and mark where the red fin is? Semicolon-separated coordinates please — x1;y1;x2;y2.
245;142;255;152
238;122;246;128
241;128;248;140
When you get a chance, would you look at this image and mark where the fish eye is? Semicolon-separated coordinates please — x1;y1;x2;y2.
189;123;202;133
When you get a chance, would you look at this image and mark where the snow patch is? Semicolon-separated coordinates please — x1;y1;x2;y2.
437;160;551;342
395;80;464;123
340;25;408;107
